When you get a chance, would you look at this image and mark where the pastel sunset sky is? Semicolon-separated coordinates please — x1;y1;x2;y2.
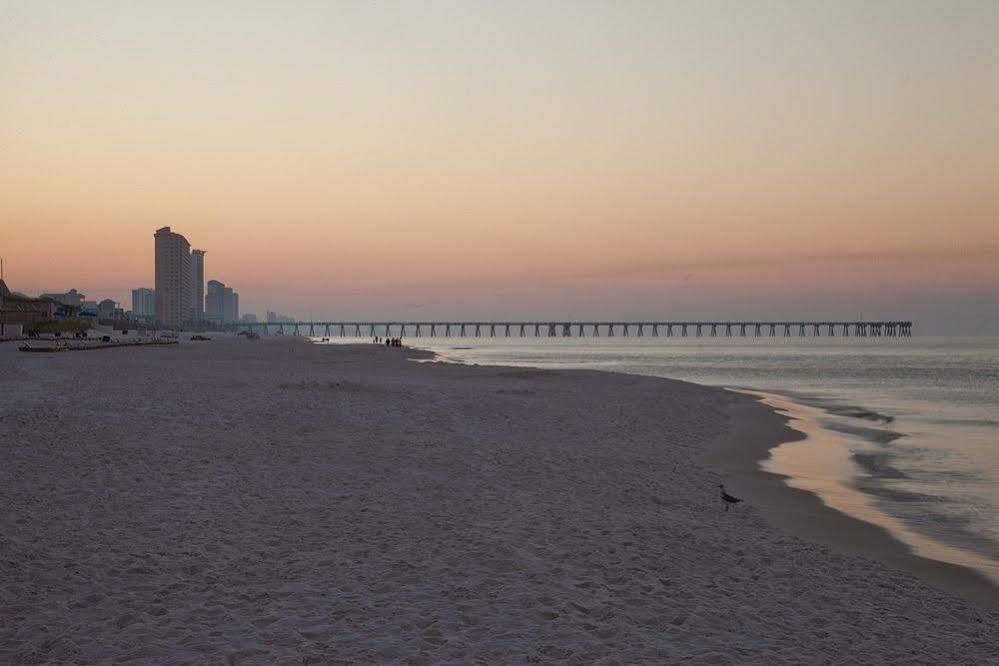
2;1;997;332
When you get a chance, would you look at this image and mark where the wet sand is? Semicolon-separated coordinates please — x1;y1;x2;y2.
704;395;999;611
1;336;996;662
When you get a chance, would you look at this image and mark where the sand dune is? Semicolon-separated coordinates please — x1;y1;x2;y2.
0;336;995;663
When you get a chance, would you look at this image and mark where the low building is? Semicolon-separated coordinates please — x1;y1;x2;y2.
97;299;117;320
0;322;23;338
266;311;296;324
48;299;82;319
40;288;86;307
0;279;56;325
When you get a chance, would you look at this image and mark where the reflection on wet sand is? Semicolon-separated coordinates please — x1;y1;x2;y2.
745;389;999;585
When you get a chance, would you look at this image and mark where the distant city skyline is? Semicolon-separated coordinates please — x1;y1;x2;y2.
2;2;998;333
4;245;996;335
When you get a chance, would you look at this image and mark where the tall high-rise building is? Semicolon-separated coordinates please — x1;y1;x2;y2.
206;279;240;324
154;227;192;327
223;286;235;324
190;249;206;321
205;279;225;323
131;288;155;317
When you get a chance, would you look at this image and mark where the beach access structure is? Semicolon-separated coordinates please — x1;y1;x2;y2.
237;320;913;339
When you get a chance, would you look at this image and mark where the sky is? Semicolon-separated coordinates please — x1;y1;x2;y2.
1;1;997;333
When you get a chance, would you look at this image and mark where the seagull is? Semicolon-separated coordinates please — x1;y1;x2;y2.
718;484;743;511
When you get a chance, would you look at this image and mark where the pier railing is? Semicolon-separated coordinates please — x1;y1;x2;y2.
238;321;913;339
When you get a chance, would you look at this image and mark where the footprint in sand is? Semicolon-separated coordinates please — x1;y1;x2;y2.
299;628;336;641
421;628;446;645
114;613;144;629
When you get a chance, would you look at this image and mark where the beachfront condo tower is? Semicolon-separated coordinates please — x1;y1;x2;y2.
191;249;206;321
154;227;192;327
131;288;155;317
206;279;239;324
205;279;224;324
223;286;237;324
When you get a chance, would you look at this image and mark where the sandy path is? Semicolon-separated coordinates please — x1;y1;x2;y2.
1;336;995;663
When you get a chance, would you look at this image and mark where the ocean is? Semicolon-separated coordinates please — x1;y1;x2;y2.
407;335;999;584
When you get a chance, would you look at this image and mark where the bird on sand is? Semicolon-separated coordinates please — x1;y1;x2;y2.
718;484;743;511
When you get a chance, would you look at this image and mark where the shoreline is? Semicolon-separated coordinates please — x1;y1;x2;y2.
423;340;999;609
703;391;999;611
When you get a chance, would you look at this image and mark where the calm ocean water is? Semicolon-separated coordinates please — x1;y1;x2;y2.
401;335;998;583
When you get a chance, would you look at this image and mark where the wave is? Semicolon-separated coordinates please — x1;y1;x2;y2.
822;404;895;423
852;452;907;479
823;421;906;444
772;391;897;425
855;478;999;563
929;417;999;428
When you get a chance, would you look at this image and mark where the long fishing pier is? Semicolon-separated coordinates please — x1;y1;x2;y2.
240;320;912;338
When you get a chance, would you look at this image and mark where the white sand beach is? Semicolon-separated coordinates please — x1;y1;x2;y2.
1;336;996;663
